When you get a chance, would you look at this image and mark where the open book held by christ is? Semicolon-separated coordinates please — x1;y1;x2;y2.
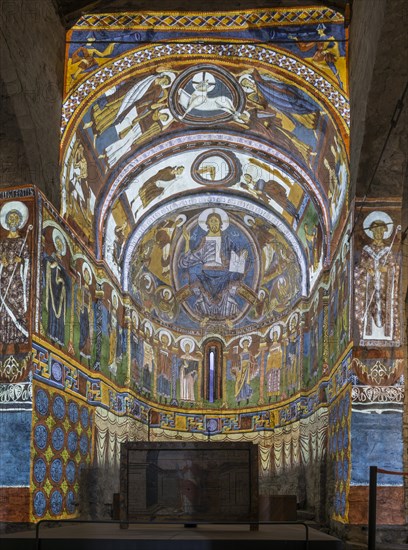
229;250;246;273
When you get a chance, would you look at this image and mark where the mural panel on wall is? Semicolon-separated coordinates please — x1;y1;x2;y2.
54;7;350;416
0;192;36;522
31;384;94;521
354;208;402;347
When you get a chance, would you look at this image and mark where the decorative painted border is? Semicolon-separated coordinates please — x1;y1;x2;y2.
352;385;404;404
0;186;35;200
328;383;352;523
0;380;32;411
32;335;353;436
30;381;94;521
61;43;349;136
73;8;344;31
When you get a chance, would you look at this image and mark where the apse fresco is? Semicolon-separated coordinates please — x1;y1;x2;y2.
128;206;302;332
61;9;350;277
2;6;366;528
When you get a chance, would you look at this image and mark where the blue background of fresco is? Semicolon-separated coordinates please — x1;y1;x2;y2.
351;410;403;486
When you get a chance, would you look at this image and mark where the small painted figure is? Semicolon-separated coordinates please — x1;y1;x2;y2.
304;223;322;272
142;327;154;395
70;37;115;81
157;332;172;402
179;341;198;402
178;459;200;514
45;230;69;346
231;337;257;406
108;292;121;376
130;312;141;386
112;221;128;268
292;24;344;89
285;315;300;395
77;263;93;361
266;328;283;401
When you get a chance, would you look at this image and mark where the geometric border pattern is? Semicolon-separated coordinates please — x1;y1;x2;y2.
328;383;352;523
73;9;344;30
31;382;94;521
33;336;352;436
62;44;349;134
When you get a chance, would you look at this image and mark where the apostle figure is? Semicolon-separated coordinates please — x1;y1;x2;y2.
0;201;31;351
77;263;93;361
266;327;283;401
179;340;199;402
108;292;121;376
130;311;141;387
231;337;258;406
304;222;322;272
45;229;69;347
142;323;154;395
157;332;172;402
355;212;400;344
285;314;301;395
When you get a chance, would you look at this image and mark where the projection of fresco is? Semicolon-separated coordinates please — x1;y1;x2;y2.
61;56;349;253
0;201;32;351
129;206;301;332
55;8;352;413
354;210;401;347
4;6;406;530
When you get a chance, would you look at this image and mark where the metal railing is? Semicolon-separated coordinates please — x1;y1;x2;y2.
368;465;408;550
35;518;310;550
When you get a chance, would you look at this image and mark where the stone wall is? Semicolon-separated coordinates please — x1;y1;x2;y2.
350;0;408;197
348;0;386;192
0;0;65;207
